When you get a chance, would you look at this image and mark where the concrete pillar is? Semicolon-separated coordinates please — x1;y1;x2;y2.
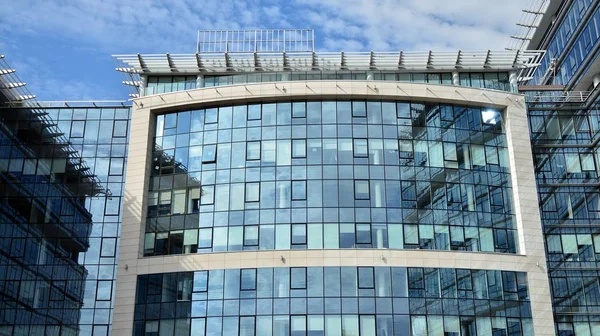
196;74;205;88
593;73;600;88
509;71;518;93
452;71;460;86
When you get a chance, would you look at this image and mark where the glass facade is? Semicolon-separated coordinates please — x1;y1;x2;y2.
531;0;597;86
144;100;516;257
525;0;600;334
528;97;600;333
133;267;533;336
46;106;130;335
144;72;512;96
0;102;96;335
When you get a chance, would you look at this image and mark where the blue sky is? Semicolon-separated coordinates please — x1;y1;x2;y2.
1;0;528;101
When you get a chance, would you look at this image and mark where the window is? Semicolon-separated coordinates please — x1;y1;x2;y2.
356;224;372;244
245;182;260;202
292;102;306;118
205;108;218;124
239;316;256;336
352;101;367;117
397;102;410;119
481;109;501;125
247;141;261;160
240;269;257;290
355;180;370;200
290;267;307;289
358;267;375;289
113;120;128;137
292;139;307;158
291;224;307;246
398;140;413;159
70;121;85;137
198;228;212;248
109;158;124;175
292;180;307;200
353;139;368;158
96;281;112;301
200;185;214;205
244;226;259;247
248;104;261;120
202;144;217;163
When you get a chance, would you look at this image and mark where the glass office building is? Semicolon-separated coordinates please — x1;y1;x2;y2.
518;0;600;334
109;31;555;336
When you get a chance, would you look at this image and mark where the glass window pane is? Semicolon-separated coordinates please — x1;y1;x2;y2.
291;224;307;246
353;139;368;157
248;104;261;120
293;102;306;118
292;180;307;200
292;139;307;158
205;108;218;124
247;141;261;160
356;224;372;244
241;269;257;290
360;316;375;336
353;101;367;117
202;145;216;163
355;180;370;200
291;268;307;289
246;183;260;202
358;267;375;289
240;317;255;336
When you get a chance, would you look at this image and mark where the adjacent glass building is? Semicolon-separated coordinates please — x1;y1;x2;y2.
519;0;600;334
0;57;130;335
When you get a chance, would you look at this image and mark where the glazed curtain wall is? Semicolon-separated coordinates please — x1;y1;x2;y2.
50;106;130;336
144;100;516;256
133;267;533;336
528;97;600;333
144;71;512;96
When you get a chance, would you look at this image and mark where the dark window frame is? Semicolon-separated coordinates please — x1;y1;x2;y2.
353;138;369;158
290;267;307;289
292;139;307;158
202;144;217;164
245;182;261;203
292;102;306;118
240;269;257;291
358;267;375;289
205;108;218;124
291;223;307;246
246;141;261;161
355;223;372;245
247;104;262;121
354;180;370;200
291;180;307;201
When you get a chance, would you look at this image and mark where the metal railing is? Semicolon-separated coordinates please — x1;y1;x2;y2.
524;90;592;103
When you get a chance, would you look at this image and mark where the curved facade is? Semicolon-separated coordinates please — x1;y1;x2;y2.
114;81;553;335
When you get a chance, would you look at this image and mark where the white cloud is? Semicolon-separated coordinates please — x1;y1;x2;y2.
1;0;526;52
296;0;525;50
0;0;529;99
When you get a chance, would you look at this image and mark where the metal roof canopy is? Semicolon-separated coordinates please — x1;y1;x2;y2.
114;50;545;81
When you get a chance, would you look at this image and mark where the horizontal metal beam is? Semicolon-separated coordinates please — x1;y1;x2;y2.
0;82;26;89
113;50;546;75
